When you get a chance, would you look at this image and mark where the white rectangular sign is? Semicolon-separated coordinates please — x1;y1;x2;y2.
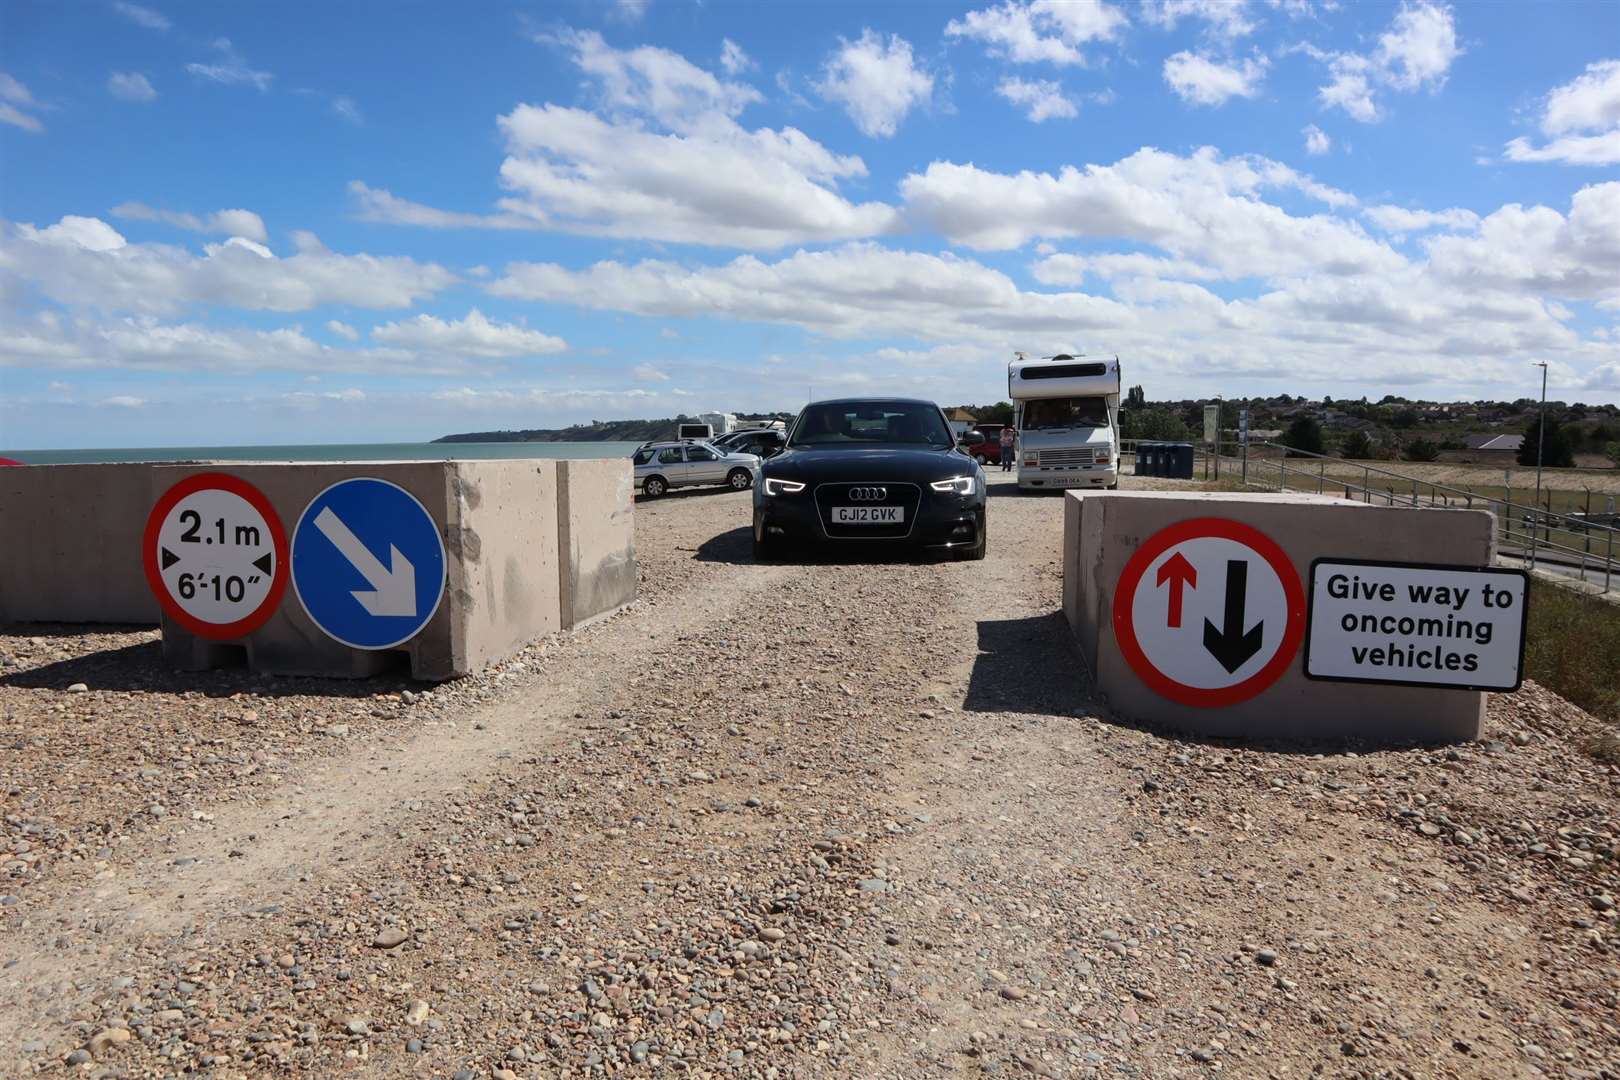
1202;404;1219;446
1305;560;1528;691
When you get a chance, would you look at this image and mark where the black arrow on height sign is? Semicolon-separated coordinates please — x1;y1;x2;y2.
1203;559;1265;674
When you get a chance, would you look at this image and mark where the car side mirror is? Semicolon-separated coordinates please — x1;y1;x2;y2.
959;430;982;446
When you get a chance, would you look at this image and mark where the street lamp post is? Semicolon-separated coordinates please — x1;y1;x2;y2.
1532;361;1548;571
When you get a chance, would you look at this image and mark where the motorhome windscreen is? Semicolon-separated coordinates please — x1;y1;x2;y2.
790;402;953;447
1023;397;1109;430
1020;363;1107;379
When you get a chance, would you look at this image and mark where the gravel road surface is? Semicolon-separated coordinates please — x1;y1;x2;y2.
2;472;1616;1078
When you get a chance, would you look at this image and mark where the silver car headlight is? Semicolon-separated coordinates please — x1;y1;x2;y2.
763;477;806;496
930;476;975;495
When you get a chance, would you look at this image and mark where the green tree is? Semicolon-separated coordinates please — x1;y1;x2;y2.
1518;416;1575;468
1340;430;1375;459
1121;407;1190;441
1605;442;1620;468
1126;385;1146;409
1403;437;1441;462
1280;417;1325;456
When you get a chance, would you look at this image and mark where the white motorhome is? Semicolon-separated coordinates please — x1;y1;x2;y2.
1007;353;1121;491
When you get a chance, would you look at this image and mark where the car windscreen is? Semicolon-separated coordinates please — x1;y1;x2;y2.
1022;397;1110;430
789;402;952;448
632;448;655;465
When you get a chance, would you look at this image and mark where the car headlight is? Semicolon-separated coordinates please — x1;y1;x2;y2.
763;477;806;496
930;476;975;495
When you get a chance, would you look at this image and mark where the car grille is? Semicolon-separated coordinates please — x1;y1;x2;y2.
1035;447;1097;467
814;482;920;539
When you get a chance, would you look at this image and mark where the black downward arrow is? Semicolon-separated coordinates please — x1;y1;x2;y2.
1203;559;1265;674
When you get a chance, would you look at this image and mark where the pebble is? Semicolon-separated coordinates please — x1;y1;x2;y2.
87;1027;131;1055
1256;949;1279;966
345;1019;369;1036
406;999;430;1026
858;878;889;893
65;1049;92;1065
372;928;409;949
761;927;786;942
66;682;88;693
1592;894;1615;912
999;986;1027;1001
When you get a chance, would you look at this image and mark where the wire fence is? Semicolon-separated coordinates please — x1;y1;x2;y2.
1224;440;1617;593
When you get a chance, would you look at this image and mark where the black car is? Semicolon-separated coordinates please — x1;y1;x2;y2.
714;428;786;458
752;398;987;560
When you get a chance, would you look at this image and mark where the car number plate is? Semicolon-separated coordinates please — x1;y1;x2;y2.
833;506;903;524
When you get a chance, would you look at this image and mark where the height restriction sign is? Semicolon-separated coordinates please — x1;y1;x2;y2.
1111;518;1306;707
143;473;289;640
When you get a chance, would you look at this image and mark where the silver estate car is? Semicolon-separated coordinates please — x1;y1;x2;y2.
633;440;761;498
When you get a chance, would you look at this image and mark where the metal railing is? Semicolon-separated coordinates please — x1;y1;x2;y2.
1215;440;1618;593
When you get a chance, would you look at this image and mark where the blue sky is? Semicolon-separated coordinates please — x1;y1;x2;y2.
2;0;1617;449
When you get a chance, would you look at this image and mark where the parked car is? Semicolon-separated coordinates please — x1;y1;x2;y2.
714;428;786;459
959;423;1005;465
633;440;760;498
753;397;987;560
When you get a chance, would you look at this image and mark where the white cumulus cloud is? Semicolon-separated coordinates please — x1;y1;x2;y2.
107;71;157;103
370;309;567;358
945;0;1127;66
1302;124;1331;155
1505;59;1620;166
1163;52;1267;106
1;216;457;315
186;38;272;91
355;35;897;248
996;77;1078;121
112;2;169;31
815;29;933;138
1364;204;1480;235
111;202;269;242
326;320;360;341
720;38;754;75
1310;2;1460;123
1142;0;1257;39
0;72;45;133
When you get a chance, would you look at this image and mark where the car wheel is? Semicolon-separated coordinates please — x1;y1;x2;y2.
752;519;781;561
973;453;987;465
642;475;667;498
727;468;753;491
958;512;988;561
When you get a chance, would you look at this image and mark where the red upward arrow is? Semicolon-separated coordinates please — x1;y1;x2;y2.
1156;552;1197;628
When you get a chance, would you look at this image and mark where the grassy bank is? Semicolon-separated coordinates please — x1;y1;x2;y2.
1524;580;1620;760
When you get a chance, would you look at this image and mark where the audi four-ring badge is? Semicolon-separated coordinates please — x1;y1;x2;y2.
752;398;988;561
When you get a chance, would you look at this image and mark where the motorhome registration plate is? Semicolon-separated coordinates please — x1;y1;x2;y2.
833;506;903;524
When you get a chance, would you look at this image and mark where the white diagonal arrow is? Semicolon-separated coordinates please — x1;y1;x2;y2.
313;506;417;617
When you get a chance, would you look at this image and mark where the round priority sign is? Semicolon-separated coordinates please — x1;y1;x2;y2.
1111;517;1306;707
143;473;289;639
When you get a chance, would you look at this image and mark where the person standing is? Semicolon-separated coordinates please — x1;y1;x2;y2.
999;425;1016;472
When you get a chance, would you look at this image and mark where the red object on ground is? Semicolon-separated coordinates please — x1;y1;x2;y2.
0;457;24;466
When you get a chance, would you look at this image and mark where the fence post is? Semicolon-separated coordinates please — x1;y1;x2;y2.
1606;524;1613;594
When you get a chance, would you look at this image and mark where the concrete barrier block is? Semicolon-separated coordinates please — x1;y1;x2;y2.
556;458;637;629
0;463;162;624
1065;490;1493;743
447;460;561;673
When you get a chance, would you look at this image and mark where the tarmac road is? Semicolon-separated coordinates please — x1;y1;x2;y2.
1;472;1616;1077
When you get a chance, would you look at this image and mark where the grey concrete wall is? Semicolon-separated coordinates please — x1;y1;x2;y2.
557;458;637;629
0;463;161;624
1064;490;1494;742
446;460;561;673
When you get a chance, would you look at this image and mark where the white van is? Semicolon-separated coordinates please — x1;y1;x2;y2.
677;422;714;441
1007;354;1121;490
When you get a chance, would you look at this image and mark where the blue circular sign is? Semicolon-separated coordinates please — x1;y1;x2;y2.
290;478;447;650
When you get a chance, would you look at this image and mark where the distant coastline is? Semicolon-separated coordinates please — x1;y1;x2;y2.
435;420;680;445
